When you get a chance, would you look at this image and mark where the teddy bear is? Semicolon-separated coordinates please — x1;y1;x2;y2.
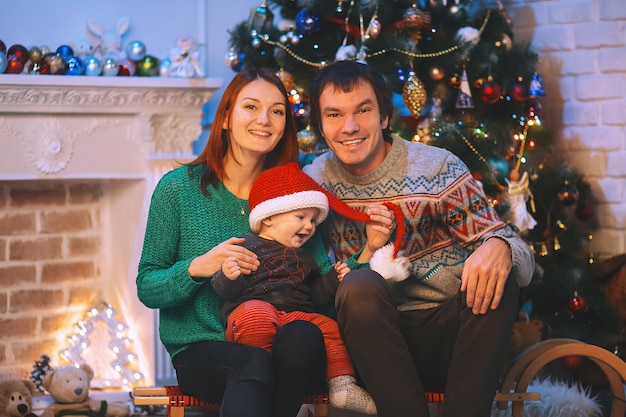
0;379;38;417
40;364;129;417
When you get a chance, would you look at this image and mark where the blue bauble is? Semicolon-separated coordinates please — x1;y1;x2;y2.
231;53;245;72
84;55;102;76
0;52;7;73
125;40;147;62
295;9;320;36
65;56;85;75
56;45;74;59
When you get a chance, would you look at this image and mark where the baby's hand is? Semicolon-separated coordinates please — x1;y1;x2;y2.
334;261;350;282
222;256;242;280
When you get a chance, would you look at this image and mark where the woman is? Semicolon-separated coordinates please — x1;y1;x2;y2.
136;68;327;417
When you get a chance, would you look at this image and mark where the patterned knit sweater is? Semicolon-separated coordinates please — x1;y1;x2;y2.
303;135;535;311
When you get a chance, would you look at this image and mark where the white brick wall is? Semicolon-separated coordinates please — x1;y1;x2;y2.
504;0;626;256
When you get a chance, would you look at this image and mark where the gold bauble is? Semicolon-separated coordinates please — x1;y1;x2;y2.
402;72;427;118
297;127;318;152
429;65;445;81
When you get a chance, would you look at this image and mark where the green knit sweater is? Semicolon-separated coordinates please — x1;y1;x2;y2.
136;164;335;360
136;165;252;359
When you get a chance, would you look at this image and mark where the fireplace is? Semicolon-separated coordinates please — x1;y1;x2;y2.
0;74;222;385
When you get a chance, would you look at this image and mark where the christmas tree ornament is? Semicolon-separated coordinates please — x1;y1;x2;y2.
125;40;147;61
248;1;274;34
7;44;28;63
297;125;318;152
65;56;85;76
504;170;537;232
84;55;102;76
0;52;7;73
5;56;24;74
55;44;74;60
39;53;65;75
496;33;513;51
276;68;295;92
402;70;427;118
480;78;502;103
292;99;310;125
296;9;321;36
510;79;527;101
456;67;474;109
159;58;172;77
575;203;594;221
557;180;580;206
366;17;382;40
29;62;41;74
402;5;431;44
116;57;136;76
528;72;545;98
137;55;160;76
568;292;587;313
225;48;240;68
28;46;43;64
102;57;119;76
429;65;445;81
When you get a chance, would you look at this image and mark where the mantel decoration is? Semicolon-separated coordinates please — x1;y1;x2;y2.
0;16;203;78
59;301;144;389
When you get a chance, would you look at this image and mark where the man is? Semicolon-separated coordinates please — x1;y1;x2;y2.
303;60;535;417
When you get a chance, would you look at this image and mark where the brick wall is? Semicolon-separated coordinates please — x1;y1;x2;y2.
504;0;626;255
0;182;105;379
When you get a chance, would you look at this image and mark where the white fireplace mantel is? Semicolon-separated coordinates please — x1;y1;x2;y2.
0;74;222;179
0;74;223;385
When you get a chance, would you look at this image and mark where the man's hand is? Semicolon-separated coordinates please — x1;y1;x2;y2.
461;237;512;315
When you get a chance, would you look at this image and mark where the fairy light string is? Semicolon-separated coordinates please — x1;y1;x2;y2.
255;10;491;67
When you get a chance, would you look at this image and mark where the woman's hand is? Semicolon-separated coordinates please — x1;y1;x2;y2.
358;204;395;263
188;237;259;280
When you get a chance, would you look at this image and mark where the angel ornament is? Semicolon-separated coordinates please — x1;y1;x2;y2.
504;169;537;233
169;37;204;78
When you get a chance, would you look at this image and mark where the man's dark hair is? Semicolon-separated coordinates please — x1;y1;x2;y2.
309;60;394;141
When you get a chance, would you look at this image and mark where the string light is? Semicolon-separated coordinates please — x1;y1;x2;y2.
59;301;144;388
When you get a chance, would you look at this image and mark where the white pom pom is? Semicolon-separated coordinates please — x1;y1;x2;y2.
370;243;411;282
456;26;479;43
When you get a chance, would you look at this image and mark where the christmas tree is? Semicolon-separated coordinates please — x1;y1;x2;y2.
225;0;624;353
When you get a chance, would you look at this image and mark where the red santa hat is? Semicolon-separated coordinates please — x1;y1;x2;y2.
248;162;410;282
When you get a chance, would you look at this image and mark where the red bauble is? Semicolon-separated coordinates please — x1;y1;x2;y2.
568;293;587;313
5;54;24;74
576;203;594;221
510;82;527;101
39;53;65;75
7;44;28;63
481;81;502;103
561;355;583;372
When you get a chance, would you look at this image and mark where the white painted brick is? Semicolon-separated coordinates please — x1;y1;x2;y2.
575;22;624;49
562;126;623;150
547;0;596;24
575;74;626;100
552;50;598;75
601;99;626;125
599;0;626;21
595;177;625;203
606;151;626;176
563;101;600;126
532;26;575;51
599;47;626;72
